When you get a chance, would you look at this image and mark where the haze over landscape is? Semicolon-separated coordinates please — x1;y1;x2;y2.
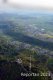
0;0;53;80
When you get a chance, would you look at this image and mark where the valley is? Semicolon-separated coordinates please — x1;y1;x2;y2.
0;12;53;80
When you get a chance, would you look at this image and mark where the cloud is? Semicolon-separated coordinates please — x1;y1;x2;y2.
0;0;53;11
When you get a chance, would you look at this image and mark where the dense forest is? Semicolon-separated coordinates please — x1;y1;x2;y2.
0;13;53;80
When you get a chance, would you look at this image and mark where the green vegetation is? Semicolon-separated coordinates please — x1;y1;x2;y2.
0;49;51;80
0;13;53;80
0;35;52;80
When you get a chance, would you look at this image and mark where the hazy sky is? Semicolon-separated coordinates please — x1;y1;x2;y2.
0;0;53;11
